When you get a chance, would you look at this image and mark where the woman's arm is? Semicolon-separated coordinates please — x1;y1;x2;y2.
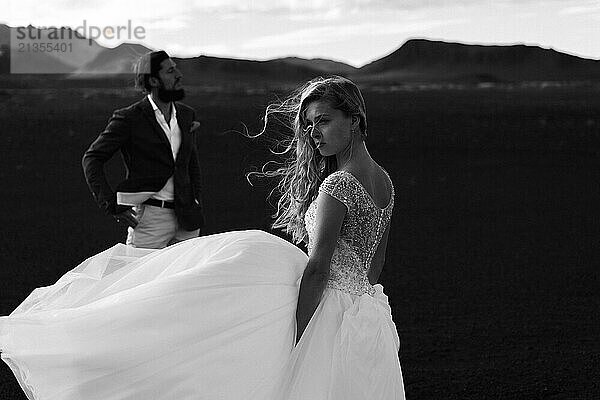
295;192;346;344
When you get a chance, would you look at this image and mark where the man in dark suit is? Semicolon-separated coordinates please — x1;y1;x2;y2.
82;50;204;248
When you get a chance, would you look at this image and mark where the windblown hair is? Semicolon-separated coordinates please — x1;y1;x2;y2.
250;76;368;244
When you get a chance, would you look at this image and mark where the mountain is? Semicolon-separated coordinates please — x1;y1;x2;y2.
0;24;11;74
76;42;152;74
357;39;600;82
279;57;358;75
0;23;9;44
0;24;116;74
173;55;321;86
1;23;599;86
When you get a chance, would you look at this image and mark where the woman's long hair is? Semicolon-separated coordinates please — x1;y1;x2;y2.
249;76;368;244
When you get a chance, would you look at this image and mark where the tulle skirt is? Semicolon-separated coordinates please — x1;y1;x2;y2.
1;230;404;399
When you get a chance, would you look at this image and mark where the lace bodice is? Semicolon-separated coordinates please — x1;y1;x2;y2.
304;169;394;296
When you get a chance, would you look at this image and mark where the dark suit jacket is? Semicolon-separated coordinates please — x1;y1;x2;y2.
82;97;205;231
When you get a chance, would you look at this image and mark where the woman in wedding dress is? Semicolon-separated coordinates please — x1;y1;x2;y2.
0;76;405;399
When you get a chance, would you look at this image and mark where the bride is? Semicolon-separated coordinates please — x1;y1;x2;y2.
0;76;405;399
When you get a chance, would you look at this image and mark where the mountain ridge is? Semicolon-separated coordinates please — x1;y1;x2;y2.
0;24;598;85
358;38;600;82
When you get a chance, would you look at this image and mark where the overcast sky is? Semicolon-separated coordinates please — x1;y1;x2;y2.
3;0;599;67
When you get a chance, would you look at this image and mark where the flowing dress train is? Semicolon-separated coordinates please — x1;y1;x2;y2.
1;230;306;400
1;170;405;399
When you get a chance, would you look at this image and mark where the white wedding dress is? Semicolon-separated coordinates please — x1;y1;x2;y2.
1;170;405;400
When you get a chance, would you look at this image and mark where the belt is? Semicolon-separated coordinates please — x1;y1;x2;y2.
143;198;176;209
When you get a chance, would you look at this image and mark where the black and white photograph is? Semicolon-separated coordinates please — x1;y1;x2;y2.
0;1;599;399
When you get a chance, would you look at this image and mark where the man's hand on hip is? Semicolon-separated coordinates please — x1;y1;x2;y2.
113;209;138;228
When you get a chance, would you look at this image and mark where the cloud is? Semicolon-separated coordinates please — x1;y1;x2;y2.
5;0;193;29
559;1;600;15
186;0;474;19
4;0;582;27
142;16;193;31
242;18;464;50
195;0;580;15
168;43;231;58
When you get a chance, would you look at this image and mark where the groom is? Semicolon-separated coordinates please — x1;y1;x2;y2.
82;50;205;248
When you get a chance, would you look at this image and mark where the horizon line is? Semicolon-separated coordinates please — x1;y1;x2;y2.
1;22;599;67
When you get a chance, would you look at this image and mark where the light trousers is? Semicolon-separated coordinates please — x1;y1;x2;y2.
126;204;199;249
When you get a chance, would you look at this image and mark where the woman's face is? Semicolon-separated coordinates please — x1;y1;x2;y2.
303;100;353;157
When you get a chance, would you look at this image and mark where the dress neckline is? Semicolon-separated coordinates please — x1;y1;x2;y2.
338;169;394;210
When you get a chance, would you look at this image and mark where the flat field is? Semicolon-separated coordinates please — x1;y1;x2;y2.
0;85;598;399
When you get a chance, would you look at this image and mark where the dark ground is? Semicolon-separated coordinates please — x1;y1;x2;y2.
0;85;599;399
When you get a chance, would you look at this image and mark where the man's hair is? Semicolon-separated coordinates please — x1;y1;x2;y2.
133;50;170;93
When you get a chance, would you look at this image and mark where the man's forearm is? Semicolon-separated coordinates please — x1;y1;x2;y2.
188;146;203;202
82;151;117;213
82;109;129;213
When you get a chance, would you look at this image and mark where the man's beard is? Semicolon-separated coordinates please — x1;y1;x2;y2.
157;87;185;102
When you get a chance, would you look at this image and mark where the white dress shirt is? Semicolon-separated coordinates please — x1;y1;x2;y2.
116;95;181;206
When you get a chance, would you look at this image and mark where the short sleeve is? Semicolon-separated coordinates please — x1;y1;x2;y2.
318;171;355;211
